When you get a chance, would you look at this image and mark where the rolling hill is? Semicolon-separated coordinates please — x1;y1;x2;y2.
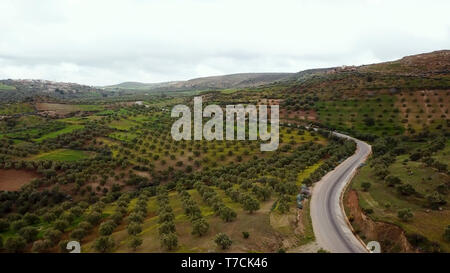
104;73;293;92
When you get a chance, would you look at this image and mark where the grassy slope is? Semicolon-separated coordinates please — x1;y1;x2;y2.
0;103;34;115
350;155;450;251
34;124;84;142
30;149;92;161
316;95;404;136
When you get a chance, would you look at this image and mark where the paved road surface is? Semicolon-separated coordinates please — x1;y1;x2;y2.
310;132;371;253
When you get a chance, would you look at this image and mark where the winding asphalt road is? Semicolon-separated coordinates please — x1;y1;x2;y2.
310;132;372;253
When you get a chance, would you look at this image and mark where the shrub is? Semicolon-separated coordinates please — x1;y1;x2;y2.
43;229;62;246
99;220;117;236
70;228;87;242
444;225;450;242
214;233;232;250
242;231;250;239
58;240;70;253
160;233;178;250
32;240;51;253
0;219;9;232
364;117;375;126
397;184;416;196
5;236;26;253
397;208;413;222
361;182;371;192
11;219;26;231
158;211;174;223
277;197;290;213
86;212;102;225
61;212;75;223
70;206;83;217
111;212;124;225
191;218;209;236
24;213;40;225
128;236;143;251
78;221;93;231
53;219;69;232
385;175;401;187
18;226;38;243
406;233;441;253
93;236;115;253
42;212;57;223
362;208;374;214
127;222;142;236
159;221;176;235
218;206;237;222
242;196;260;213
426;192;447;210
128;212;145;223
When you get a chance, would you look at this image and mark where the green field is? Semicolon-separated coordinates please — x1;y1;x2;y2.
30;149;92;161
316;95;404;136
77;105;104;111
350;152;450;252
108;119;139;131
0;83;16;91
108;131;138;142
34;124;84;142
0;103;34;115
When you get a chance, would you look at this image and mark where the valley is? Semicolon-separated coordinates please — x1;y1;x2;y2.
0;50;448;253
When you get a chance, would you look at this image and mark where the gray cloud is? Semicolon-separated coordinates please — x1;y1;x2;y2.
0;0;449;85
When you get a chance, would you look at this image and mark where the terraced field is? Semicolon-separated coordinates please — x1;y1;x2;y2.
34;125;85;142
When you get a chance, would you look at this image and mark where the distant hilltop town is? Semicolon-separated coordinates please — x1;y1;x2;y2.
0;79;97;94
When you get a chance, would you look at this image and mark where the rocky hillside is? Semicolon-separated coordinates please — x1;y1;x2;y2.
105;73;293;92
276;50;450;100
359;50;450;75
102;81;180;91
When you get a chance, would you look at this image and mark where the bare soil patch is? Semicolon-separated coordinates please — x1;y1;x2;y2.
0;169;40;191
280;109;317;121
345;190;416;253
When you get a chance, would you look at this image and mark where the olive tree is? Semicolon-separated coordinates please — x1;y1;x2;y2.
191;218;209;237
214;233;232;250
128;236;143;251
93;236;115;253
70;228;87;242
5;236;26;253
18;226;38;243
99;220;117;236
242;196;260;214
160;233;178;251
127;222;142;236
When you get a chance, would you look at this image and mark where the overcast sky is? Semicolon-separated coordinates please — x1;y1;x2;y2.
0;0;449;86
